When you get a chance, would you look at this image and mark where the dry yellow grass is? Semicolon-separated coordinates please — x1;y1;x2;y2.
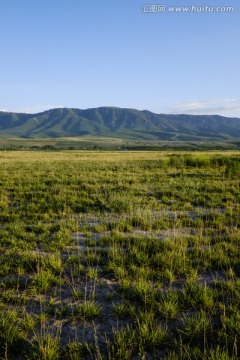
0;149;239;164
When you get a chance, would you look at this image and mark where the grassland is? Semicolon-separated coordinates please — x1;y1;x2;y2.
1;136;240;151
0;150;240;359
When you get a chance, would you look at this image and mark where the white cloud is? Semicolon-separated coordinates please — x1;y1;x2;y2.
169;99;240;117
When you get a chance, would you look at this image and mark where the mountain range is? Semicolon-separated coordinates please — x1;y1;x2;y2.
1;107;240;141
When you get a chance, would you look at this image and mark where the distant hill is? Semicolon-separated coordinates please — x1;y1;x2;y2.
1;107;240;141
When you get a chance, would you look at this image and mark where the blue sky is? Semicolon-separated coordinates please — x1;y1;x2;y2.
0;0;239;117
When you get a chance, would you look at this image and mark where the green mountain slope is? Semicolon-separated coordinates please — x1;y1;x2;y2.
0;107;240;140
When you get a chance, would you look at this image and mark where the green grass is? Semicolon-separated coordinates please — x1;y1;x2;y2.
0;150;240;358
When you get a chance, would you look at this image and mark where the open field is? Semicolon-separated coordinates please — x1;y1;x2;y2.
0;150;240;359
1;136;240;151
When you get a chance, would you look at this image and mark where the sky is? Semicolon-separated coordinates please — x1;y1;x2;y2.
0;0;239;117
